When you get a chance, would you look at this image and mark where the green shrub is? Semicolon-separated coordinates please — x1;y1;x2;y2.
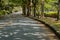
0;10;6;16
14;10;18;12
44;12;57;18
0;11;3;16
0;10;11;16
2;10;7;15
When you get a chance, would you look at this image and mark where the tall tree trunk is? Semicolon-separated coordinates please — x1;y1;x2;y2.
57;0;60;20
27;0;32;16
33;0;36;17
41;0;44;17
29;0;32;16
34;4;36;17
27;6;30;16
22;6;26;15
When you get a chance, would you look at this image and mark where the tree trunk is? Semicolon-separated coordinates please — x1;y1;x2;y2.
41;0;44;17
34;4;36;17
27;0;32;16
27;6;30;16
22;6;26;15
57;0;60;20
33;0;36;17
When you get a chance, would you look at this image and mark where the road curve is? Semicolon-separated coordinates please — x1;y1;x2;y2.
0;12;59;40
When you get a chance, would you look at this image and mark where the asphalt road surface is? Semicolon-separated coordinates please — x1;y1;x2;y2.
0;12;58;40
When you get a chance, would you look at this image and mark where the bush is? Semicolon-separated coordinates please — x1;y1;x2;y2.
0;10;6;16
0;11;3;16
44;12;57;18
14;10;18;12
6;10;10;14
0;10;12;16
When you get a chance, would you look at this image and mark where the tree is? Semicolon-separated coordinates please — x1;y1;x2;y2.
32;0;38;17
21;0;29;16
41;0;45;17
57;0;60;20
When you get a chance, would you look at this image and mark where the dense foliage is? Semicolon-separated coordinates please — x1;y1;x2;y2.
0;0;14;16
0;0;60;20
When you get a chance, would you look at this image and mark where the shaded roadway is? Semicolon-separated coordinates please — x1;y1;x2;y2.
0;12;58;40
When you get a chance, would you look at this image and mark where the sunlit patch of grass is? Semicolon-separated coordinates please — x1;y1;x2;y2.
39;17;60;33
44;11;57;18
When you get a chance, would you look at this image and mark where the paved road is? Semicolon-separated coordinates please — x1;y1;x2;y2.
0;12;58;40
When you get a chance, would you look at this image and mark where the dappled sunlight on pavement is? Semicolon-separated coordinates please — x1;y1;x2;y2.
0;12;58;40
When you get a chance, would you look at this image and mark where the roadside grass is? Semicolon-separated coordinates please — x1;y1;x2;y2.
39;11;60;33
